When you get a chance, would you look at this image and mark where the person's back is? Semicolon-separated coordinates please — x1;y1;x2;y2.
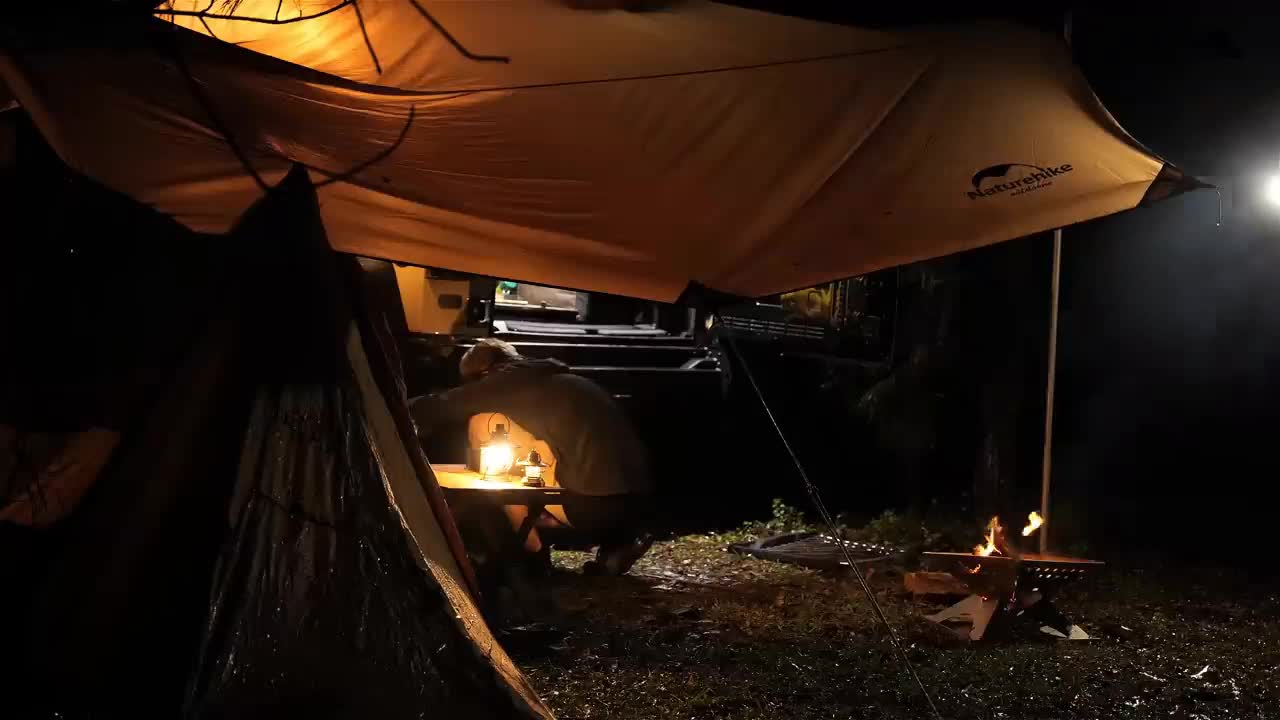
497;366;650;497
411;343;655;576
413;357;651;497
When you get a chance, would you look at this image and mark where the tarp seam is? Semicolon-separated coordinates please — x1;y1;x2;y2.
164;18;913;98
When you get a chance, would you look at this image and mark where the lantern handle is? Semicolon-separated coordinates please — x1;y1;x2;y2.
486;412;512;437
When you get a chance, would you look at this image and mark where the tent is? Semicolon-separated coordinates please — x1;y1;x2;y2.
0;2;1198;717
2;0;1196;304
2;114;550;716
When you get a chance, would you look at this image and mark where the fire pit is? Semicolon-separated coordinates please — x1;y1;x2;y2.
920;514;1103;640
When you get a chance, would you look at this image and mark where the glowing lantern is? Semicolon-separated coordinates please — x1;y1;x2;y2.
518;449;548;487
479;424;516;478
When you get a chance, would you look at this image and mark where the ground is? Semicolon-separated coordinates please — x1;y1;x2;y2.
511;517;1280;720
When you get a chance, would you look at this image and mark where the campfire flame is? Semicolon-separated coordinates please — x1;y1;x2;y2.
973;517;1003;557
970;511;1046;558
966;564;982;574
1021;511;1045;537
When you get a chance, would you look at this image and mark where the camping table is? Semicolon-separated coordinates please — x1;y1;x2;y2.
432;464;566;551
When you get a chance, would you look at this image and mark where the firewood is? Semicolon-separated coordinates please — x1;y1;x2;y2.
904;571;969;596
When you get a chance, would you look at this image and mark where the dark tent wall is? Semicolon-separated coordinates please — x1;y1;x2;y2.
0;109;225;467
1;110;13;168
1;109;254;716
185;166;546;719
1;116;550;718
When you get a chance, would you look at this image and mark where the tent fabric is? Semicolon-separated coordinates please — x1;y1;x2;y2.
4;263;254;718
188;331;547;718
3;162;548;717
186;165;549;718
2;1;1194;302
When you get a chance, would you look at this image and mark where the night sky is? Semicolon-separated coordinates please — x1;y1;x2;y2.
1030;11;1280;557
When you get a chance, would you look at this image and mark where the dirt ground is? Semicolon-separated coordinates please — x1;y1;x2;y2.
512;528;1280;720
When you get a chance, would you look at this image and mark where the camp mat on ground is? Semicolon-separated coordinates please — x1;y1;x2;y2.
728;531;899;571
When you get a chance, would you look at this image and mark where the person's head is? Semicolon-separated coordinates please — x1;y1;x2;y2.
459;338;521;382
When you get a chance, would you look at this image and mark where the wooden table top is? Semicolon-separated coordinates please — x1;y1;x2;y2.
431;464;565;496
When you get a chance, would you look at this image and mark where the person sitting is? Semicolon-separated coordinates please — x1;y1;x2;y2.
410;338;654;576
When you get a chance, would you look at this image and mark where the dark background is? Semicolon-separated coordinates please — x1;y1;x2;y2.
709;6;1280;563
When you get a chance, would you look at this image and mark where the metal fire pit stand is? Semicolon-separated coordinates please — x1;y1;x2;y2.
920;552;1103;641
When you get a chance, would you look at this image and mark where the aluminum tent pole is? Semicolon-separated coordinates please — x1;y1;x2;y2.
1039;228;1062;555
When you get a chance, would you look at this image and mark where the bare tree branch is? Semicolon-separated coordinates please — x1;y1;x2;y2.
352;0;382;74
142;0;492;194
163;0;353;26
312;105;415;188
161;33;269;192
160;0;509;68
198;14;220;39
155;34;413;195
406;0;510;64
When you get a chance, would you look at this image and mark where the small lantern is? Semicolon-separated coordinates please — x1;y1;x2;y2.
518;449;548;487
479;423;516;478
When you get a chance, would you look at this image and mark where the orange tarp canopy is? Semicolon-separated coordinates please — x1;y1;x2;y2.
0;1;1192;301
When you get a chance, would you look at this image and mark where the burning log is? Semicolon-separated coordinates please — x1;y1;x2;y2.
903;571;969;597
973;516;1003;557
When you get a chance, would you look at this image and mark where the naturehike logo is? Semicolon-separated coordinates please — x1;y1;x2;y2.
967;163;1073;200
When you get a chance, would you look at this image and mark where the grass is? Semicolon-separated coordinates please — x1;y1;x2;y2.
511;507;1280;719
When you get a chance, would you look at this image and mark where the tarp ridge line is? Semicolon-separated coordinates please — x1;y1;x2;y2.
165;18;913;99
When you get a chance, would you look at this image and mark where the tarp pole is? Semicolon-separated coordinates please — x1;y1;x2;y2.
1039;14;1070;556
1039;227;1062;555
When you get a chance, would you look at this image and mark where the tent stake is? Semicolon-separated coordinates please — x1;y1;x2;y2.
1040;228;1062;555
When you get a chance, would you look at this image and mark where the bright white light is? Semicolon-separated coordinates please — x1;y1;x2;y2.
1265;175;1280;207
480;442;515;477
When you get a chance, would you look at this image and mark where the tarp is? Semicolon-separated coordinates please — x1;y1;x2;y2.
0;1;1195;303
